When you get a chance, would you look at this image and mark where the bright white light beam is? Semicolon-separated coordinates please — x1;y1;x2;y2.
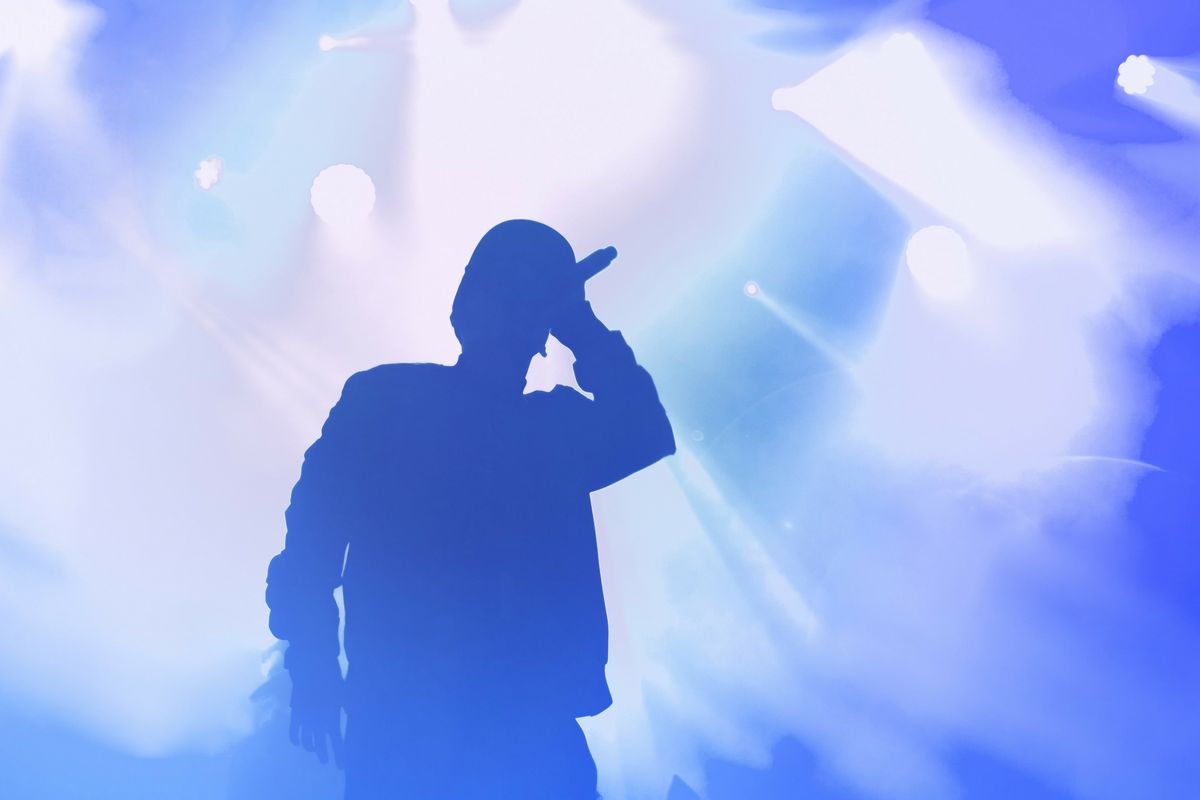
749;285;859;376
318;34;371;52
772;30;1080;248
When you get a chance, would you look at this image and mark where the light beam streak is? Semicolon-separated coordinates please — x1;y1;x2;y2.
752;287;860;376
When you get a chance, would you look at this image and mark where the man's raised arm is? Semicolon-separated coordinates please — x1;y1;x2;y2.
551;299;676;492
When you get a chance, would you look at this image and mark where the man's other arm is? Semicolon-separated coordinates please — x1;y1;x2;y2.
265;371;370;765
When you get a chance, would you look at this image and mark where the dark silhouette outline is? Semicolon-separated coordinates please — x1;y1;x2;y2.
266;220;675;798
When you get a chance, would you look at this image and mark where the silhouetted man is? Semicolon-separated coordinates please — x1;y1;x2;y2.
266;220;675;799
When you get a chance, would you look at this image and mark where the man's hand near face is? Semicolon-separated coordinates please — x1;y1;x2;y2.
550;247;617;351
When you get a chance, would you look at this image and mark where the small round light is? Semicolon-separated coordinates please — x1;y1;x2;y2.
905;225;971;302
744;280;761;298
310;164;377;227
1117;54;1155;96
193;156;223;191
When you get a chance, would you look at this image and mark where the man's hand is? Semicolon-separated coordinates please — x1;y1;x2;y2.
550;247;617;351
551;299;610;354
288;659;345;769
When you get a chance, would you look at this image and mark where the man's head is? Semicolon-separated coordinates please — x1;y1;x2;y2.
451;220;577;375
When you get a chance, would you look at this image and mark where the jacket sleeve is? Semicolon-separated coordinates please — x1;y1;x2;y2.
265;372;367;672
558;320;676;492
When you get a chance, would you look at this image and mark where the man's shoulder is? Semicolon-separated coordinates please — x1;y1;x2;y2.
340;362;452;405
346;362;450;388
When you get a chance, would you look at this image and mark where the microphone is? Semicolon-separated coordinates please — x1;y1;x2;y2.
576;246;618;283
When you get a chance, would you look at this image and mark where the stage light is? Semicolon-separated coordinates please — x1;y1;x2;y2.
193;156;223;190
316;33;370;52
743;280;760;298
905;225;971;302
309;164;376;228
1117;55;1155;95
1119;57;1200;134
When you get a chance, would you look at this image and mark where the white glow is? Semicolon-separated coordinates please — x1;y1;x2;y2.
743;280;760;297
317;34;336;51
905;225;971;302
401;0;694;362
1117;55;1155;95
773;31;1086;248
0;0;100;169
193;156;223;190
309;164;376;227
0;0;83;68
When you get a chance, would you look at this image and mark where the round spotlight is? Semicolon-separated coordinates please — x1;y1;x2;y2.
905;225;971;302
744;280;761;298
193;156;223;191
310;164;376;227
1117;54;1155;96
318;34;336;52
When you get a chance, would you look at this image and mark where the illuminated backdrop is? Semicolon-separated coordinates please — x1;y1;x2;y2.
1;1;1198;798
